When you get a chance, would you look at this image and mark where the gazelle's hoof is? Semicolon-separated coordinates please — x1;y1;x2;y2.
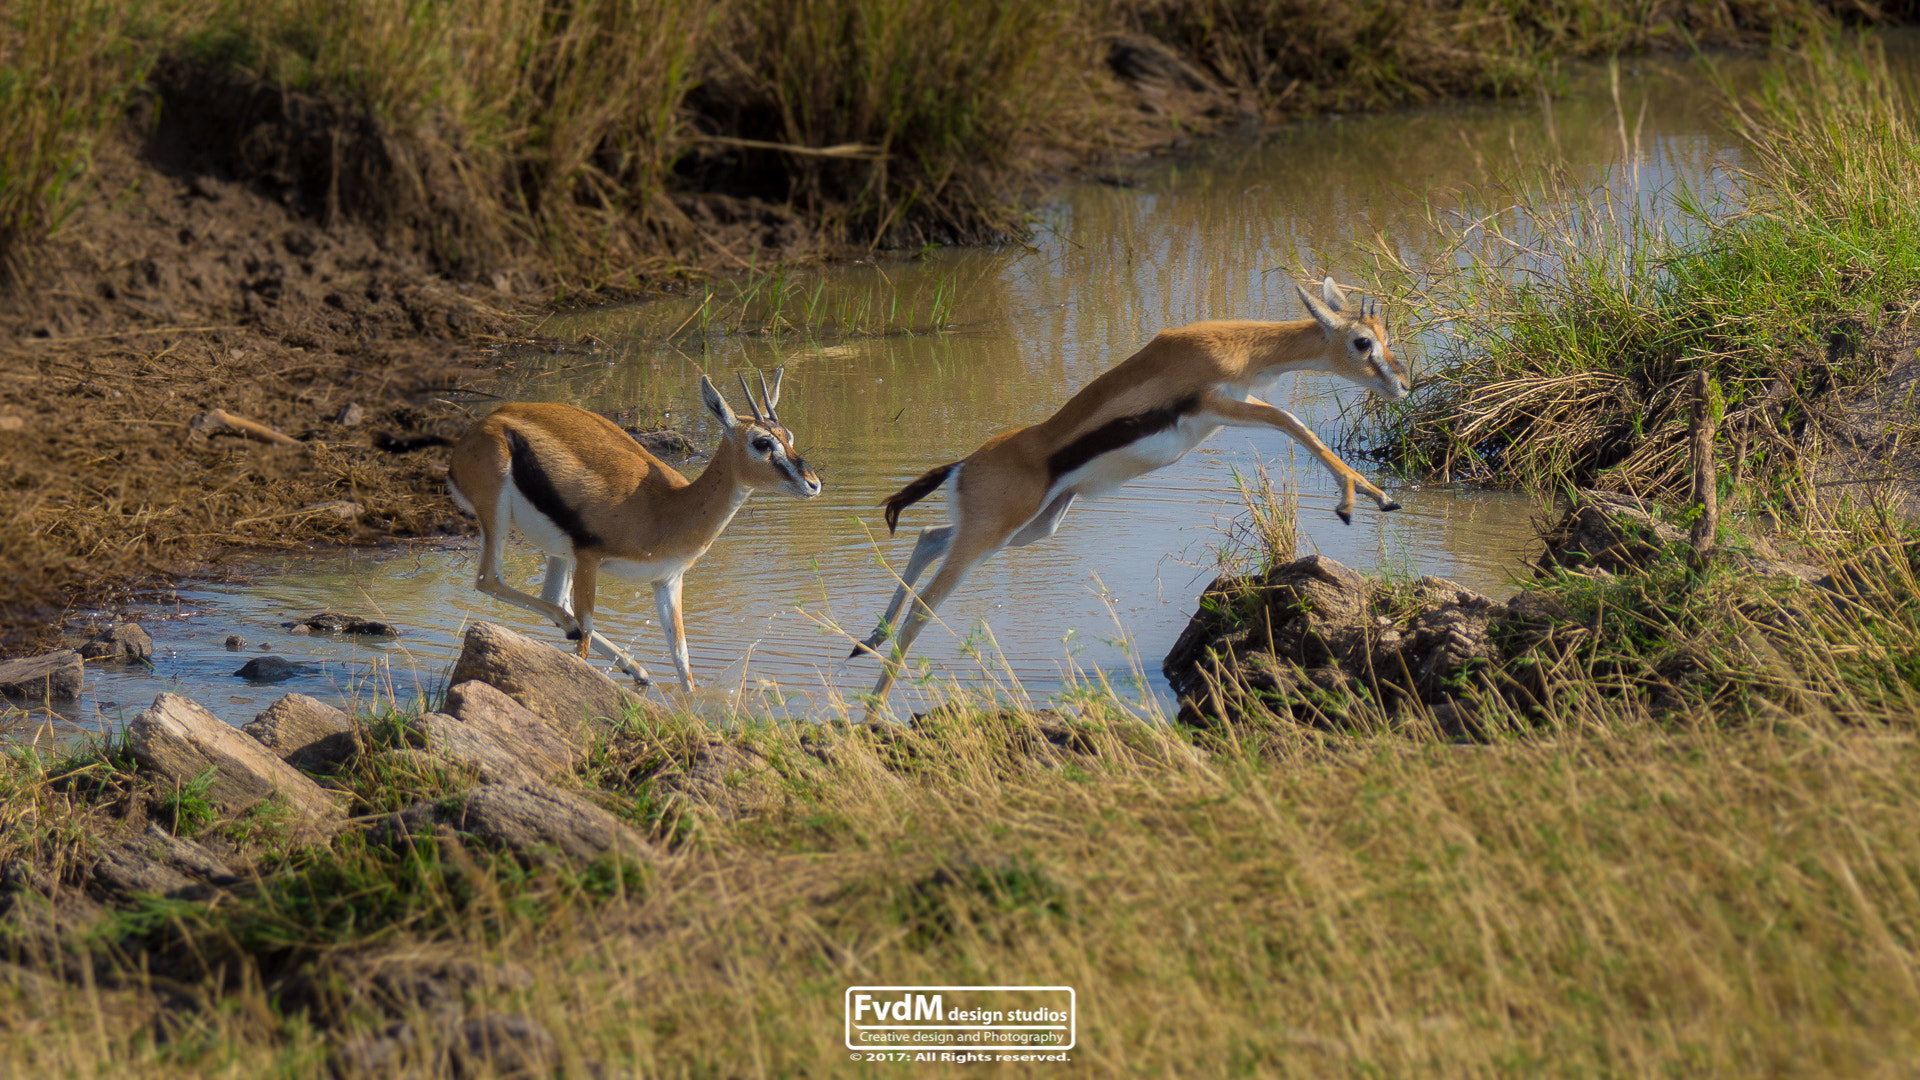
1381;500;1402;512
848;641;879;659
1335;508;1352;525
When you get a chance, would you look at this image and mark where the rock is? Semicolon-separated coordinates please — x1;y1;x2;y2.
404;713;543;785
234;656;308;682
90;824;242;900
448;622;642;732
333;1021;416;1079
333;402;365;427
443;680;586;777
1536;492;1686;575
127;693;343;829
284;611;397;636
244;693;355;772
0;650;84;701
1164;553;1373;704
79;623;154;662
650;742;785;822
453;1014;556;1079
224;634;247;650
383;783;653;866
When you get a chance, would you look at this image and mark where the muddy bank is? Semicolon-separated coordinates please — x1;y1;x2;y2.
1162;492;1865;734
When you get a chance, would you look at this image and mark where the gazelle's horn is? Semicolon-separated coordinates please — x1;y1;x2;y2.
758;369;780;424
737;374;765;424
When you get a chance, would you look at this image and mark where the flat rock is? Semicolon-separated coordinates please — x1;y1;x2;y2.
448;622;642;732
284;611;398;636
79;623;154;662
404;712;542;785
234;656;309;682
444;679;586;777
244;693;355;772
383;783;653;866
0;650;83;701
128;693;343;830
90;824;242;900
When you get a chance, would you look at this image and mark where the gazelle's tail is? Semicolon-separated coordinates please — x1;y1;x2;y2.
881;463;956;533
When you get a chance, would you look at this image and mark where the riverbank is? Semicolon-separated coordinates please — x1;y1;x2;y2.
2;1;1909;648
6;616;1920;1076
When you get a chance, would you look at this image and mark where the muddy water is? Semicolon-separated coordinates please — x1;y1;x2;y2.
19;55;1773;732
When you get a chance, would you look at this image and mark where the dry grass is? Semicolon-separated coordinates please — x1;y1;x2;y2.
6;672;1920;1075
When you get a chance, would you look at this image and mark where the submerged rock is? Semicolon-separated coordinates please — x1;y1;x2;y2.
0;650;83;700
244;693;355;771
284;611;398;636
79;623;153;662
234;655;309;682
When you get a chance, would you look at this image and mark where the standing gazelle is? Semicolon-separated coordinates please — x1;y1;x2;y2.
853;277;1407;706
446;370;820;690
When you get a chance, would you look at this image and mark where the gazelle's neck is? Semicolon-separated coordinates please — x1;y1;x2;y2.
649;439;756;547
1240;319;1336;375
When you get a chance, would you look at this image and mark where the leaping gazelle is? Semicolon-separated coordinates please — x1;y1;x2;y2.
852;277;1408;706
446;370;820;690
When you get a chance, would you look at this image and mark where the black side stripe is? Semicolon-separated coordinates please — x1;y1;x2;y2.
506;427;604;550
1046;393;1202;481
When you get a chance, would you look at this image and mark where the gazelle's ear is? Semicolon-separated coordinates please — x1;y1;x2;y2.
700;375;737;427
1296;280;1341;334
1320;275;1350;311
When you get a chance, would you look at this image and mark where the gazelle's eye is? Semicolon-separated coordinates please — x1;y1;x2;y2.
1353;337;1372;351
752;437;774;453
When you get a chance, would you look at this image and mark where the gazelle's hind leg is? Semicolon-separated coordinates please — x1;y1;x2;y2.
472;523;652;685
1006;492;1074;548
537;557;574;613
866;530;1004;713
564;556;654;687
851;525;953;657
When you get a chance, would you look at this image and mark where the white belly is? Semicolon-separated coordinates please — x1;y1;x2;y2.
602;555;694;584
505;484;573;557
1059;416;1221;498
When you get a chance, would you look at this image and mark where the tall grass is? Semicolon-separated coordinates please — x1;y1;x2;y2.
1115;0;1848;113
1365;35;1920;498
696;0;1086;244
0;1;153;277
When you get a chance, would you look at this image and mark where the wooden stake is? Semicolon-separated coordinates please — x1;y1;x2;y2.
1689;370;1718;563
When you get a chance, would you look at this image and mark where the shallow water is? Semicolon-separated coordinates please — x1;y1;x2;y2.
14;53;1791;732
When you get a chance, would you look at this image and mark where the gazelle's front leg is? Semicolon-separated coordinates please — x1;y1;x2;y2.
654;575;694;691
852;524;953;657
1203;392;1399;523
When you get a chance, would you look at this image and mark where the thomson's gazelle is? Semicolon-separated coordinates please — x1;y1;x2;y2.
447;370;820;690
853;277;1408;705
